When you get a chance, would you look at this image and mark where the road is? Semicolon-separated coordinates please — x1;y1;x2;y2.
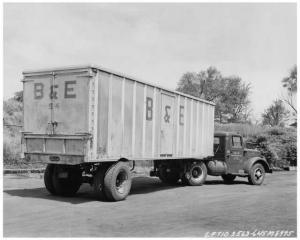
3;171;297;237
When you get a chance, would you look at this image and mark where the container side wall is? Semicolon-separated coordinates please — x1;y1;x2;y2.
145;86;154;157
134;83;144;157
154;89;161;157
97;72;110;157
185;98;191;155
123;79;134;156
110;75;123;157
191;100;198;155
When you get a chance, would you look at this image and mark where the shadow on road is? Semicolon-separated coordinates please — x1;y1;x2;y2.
4;175;249;204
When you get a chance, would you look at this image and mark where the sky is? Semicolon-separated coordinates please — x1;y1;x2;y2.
3;3;297;120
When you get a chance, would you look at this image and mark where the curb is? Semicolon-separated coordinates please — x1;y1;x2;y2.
4;168;45;174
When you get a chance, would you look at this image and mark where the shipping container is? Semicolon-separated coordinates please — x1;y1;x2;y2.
21;65;215;201
22;65;215;163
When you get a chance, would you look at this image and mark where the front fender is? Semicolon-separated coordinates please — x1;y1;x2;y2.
243;157;272;174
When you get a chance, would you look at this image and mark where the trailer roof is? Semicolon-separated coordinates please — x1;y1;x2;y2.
23;64;215;106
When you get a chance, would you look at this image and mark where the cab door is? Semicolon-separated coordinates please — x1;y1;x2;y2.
227;135;244;173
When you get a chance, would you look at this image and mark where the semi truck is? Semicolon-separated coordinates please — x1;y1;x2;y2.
21;65;271;201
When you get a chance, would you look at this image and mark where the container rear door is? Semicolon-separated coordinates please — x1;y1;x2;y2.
52;74;90;134
160;93;175;157
23;73;90;135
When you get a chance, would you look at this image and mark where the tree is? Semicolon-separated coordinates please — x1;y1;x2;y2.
282;65;297;114
262;100;289;127
176;67;251;123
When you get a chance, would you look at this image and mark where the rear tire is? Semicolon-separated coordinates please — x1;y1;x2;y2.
52;165;82;196
222;174;236;184
104;162;132;201
44;164;56;195
158;165;180;184
183;161;207;186
93;165;109;200
248;163;265;185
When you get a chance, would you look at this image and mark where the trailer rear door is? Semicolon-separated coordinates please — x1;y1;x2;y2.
23;72;90;135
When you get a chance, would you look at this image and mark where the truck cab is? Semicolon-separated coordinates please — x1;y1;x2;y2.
207;131;272;185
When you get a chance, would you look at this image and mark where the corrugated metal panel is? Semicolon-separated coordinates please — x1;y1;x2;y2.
94;69;215;161
23;66;215;162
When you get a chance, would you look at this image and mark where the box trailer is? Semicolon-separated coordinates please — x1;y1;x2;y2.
22;65;215;201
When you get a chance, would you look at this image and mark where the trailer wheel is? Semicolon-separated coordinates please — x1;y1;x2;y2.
44;164;56;195
183;161;207;186
52;165;82;196
221;174;236;184
158;165;180;184
104;162;132;201
248;163;265;185
93;165;109;200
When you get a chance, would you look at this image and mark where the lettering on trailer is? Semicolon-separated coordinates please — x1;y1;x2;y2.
145;97;185;124
33;81;77;99
146;97;153;120
164;106;171;123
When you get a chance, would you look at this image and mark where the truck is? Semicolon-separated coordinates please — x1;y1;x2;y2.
21;65;271;201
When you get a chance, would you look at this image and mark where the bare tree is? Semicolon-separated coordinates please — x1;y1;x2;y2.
282;65;297;114
262;100;289;127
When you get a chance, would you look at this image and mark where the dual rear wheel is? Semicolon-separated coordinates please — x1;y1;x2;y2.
44;164;82;197
158;161;208;186
45;162;132;201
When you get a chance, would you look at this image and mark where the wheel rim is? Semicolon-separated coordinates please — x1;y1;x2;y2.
191;166;202;179
115;170;128;194
254;168;263;181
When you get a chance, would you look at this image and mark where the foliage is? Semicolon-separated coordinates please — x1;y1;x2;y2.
176;67;251;123
282;65;297;117
282;65;297;93
3;92;23;166
262;100;289;127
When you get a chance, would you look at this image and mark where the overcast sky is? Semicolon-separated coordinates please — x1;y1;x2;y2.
3;3;297;120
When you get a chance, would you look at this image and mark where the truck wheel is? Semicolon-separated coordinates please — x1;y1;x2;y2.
52;165;82;196
44;164;56;195
248;163;265;185
93;166;109;200
222;174;236;184
184;162;207;186
158;165;180;184
104;162;132;201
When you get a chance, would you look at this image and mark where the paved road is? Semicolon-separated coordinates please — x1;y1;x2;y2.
3;171;297;237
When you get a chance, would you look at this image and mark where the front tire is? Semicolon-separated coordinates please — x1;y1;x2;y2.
183;161;207;186
104;162;132;201
248;163;265;185
52;165;82;196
